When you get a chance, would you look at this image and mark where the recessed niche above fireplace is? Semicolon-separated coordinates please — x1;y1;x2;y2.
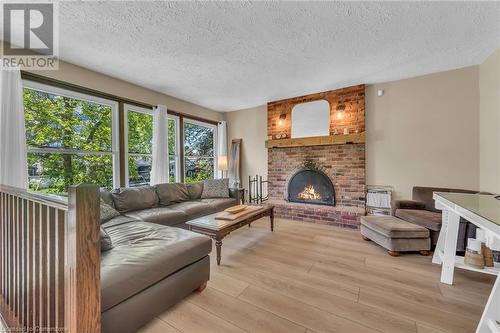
288;169;335;206
291;100;330;138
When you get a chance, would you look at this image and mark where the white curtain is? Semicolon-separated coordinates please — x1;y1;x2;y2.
0;68;27;189
217;121;228;179
150;105;169;185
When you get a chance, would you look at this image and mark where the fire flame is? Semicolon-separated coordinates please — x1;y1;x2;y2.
298;185;322;200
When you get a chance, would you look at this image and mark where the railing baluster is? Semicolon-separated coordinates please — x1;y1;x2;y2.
0;184;99;333
38;203;43;331
1;193;4;300
33;201;39;332
15;197;20;323
27;200;33;330
8;194;12;308
0;193;4;302
56;209;65;330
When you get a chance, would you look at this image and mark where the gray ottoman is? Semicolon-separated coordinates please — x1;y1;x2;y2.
360;215;431;257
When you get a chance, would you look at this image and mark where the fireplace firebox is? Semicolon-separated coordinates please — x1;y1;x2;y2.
287;169;335;206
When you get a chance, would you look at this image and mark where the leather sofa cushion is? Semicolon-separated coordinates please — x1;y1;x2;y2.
101;221;211;312
201;198;237;212
112;186;159;213
168;201;215;220
360;215;429;238
124;207;187;227
395;209;442;231
187;182;204;200
102;215;141;229
155;183;190;206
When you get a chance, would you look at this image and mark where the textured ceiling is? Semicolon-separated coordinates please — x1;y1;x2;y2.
54;1;499;111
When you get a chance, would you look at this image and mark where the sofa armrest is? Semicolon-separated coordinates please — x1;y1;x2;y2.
392;200;426;215
229;188;245;204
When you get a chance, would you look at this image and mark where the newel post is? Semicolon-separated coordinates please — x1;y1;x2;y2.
65;184;100;333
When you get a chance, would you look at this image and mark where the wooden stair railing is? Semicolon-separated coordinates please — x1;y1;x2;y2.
0;184;100;333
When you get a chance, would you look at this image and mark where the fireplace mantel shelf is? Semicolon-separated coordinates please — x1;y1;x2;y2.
265;132;365;149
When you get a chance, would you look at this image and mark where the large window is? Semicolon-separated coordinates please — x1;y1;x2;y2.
23;80;216;192
126;106;153;187
125;106;179;186
24;81;119;194
184;119;216;183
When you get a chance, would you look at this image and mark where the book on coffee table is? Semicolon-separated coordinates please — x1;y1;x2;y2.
215;205;262;220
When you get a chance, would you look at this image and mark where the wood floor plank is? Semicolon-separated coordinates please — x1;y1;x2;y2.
189;287;306;333
208;271;249;297
416;323;447;333
136;318;181;333
358;288;478;333
438;283;490;307
218;265;417;333
309;261;443;297
214;253;360;301
159;300;247;333
216;262;359;302
238;286;379;333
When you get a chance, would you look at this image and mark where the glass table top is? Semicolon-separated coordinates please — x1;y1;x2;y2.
434;192;500;226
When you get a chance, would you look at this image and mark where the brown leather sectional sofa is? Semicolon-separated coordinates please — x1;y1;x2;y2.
99;182;240;333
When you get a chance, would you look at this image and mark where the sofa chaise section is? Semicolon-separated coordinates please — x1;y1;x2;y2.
101;220;211;333
393;186;479;249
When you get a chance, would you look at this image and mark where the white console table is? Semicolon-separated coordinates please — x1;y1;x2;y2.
433;192;500;333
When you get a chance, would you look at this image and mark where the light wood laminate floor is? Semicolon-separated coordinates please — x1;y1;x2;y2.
137;218;495;333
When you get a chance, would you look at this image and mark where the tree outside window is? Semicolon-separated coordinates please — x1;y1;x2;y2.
24;87;117;195
184;121;215;183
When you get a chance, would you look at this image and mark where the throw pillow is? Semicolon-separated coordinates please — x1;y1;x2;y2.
100;202;120;224
201;178;229;198
100;227;113;252
99;188;115;208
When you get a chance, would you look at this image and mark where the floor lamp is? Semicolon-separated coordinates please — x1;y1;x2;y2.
218;155;228;178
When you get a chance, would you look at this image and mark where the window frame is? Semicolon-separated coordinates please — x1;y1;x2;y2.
124;105;181;186
168;114;181;182
23;80;121;189
183;118;218;182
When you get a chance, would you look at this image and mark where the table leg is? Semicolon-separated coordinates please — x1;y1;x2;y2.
215;238;222;266
476;274;500;332
440;210;460;285
432;210;448;265
270;209;274;232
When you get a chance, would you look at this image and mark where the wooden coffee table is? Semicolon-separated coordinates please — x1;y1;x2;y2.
186;205;274;265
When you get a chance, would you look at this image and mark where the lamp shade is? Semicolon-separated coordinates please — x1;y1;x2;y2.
218;155;228;171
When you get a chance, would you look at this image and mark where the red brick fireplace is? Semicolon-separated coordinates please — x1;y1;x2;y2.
266;85;366;228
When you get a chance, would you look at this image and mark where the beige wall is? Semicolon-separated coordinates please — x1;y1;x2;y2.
27;61;223;121
224;105;268;191
366;67;480;199
479;49;500;194
227;66;482;200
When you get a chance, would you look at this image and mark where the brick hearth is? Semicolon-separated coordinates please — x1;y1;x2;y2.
267;85;366;228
